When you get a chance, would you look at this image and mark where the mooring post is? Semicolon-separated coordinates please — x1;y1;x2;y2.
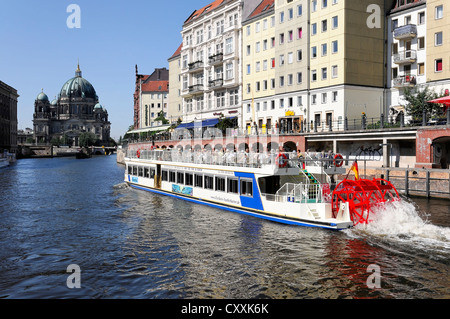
426;170;430;198
405;169;409;197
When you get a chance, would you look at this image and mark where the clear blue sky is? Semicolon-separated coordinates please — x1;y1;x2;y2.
0;0;211;141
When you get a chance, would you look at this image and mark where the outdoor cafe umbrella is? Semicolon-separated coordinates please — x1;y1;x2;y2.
428;96;450;106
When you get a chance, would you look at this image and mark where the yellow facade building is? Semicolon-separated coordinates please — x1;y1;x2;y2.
426;0;450;87
242;0;277;132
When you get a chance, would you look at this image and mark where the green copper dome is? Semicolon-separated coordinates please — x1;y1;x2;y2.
60;65;97;100
37;92;49;102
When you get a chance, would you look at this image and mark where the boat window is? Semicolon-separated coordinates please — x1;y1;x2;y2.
177;172;184;184
241;179;253;197
144;167;150;178
195;174;203;188
127;165;132;175
215;176;226;192
185;173;193;186
169;171;176;183
227;178;239;194
204;175;214;190
150;168;156;179
133;166;137;176
162;170;168;182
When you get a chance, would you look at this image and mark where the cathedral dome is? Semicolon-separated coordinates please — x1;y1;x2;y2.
59;65;97;100
37;91;49;102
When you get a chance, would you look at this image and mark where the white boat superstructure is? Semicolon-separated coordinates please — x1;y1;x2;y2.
124;148;354;230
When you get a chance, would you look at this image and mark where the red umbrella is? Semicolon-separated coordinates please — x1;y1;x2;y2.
428;96;450;106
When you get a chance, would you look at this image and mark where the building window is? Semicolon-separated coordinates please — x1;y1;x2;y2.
418;12;425;25
226;62;234;80
225;37;234;54
322;67;327;80
322;19;327;32
435;5;443;19
418;37;425;50
435;59;443;72
312;46;317;58
322;43;327;56
332;40;338;53
332;65;338;78
435;32;443;46
418;63;425;76
311;23;317;36
332;16;338;29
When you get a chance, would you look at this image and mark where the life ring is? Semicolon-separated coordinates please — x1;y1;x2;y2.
276;153;288;168
334;154;343;167
137;149;141;158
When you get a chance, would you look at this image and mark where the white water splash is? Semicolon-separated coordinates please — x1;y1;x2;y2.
350;199;450;254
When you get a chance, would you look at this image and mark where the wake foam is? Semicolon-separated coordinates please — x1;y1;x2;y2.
349;199;450;255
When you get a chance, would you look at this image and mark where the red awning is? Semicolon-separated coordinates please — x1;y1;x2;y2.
428;96;450;106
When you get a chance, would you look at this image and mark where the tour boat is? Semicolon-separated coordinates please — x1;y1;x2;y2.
123;147;399;230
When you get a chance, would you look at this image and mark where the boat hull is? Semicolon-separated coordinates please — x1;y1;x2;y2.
126;180;353;231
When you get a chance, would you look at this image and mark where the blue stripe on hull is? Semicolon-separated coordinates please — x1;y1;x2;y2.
128;183;342;230
234;172;264;211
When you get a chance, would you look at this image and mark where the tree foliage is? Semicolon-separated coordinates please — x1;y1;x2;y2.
79;132;98;147
216;115;235;133
403;86;442;120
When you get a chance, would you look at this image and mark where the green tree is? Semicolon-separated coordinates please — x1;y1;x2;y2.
155;111;169;125
79;132;98;147
404;86;442;121
216;115;234;133
50;136;61;147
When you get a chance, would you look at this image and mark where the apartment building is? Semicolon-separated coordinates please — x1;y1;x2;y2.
308;0;390;130
242;0;277;132
167;44;184;124
426;0;450;91
273;0;310;133
179;0;260;128
0;80;18;153
139;68;169;128
387;0;427;118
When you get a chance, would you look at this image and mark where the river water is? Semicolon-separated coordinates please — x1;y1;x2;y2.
0;155;448;300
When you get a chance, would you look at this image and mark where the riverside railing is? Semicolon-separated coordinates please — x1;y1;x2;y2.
383;168;450;199
128;111;450;143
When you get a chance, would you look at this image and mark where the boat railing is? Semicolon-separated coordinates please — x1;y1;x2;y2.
271;182;323;204
128;149;303;170
128;148;342;172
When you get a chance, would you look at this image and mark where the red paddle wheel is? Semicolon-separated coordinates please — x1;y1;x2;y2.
332;178;400;226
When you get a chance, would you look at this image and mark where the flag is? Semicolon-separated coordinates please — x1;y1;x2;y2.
350;161;360;180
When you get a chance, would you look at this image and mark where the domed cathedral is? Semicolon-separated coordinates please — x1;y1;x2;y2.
33;64;111;146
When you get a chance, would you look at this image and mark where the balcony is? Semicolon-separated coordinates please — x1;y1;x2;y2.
188;61;204;72
393;74;417;88
208;53;223;65
394;24;417;40
189;84;204;94
208;79;223;89
393;50;417;65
